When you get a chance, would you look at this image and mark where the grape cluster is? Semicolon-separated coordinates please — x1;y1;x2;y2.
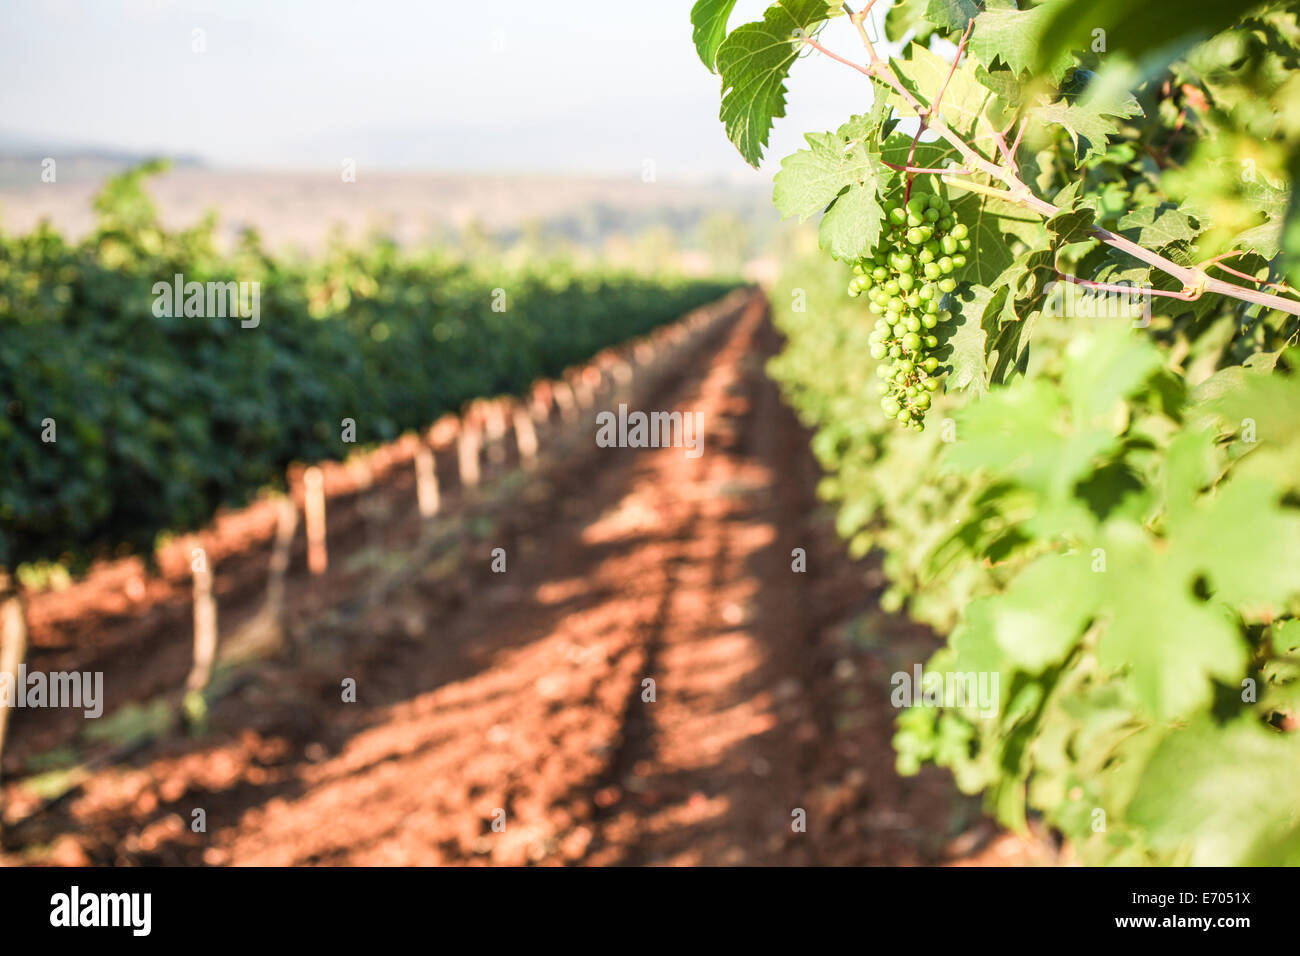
846;192;970;429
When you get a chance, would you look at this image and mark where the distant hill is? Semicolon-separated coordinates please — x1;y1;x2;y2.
0;133;203;188
0;166;777;255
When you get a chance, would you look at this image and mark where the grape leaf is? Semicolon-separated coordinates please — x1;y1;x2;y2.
1167;476;1300;612
1126;717;1300;866
716;0;835;166
690;0;740;73
946;189;1027;283
989;553;1099;669
1232;173;1290;259
1031;77;1143;164
773;119;880;220
886;0;939;44
774;113;884;260
1096;522;1248;721
970;0;1074;84
818;186;886;261
925;0;984;32
887;42;998;143
1045;205;1095;245
946;284;1002;394
1117;204;1199;250
1036;0;1263;79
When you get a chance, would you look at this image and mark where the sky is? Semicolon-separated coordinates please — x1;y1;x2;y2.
0;0;899;183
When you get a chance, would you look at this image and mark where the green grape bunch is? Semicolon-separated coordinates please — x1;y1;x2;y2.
845;192;970;430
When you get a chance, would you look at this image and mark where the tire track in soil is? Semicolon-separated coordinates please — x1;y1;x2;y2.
8;294;1043;867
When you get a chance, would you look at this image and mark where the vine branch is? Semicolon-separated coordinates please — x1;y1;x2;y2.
803;21;1300;317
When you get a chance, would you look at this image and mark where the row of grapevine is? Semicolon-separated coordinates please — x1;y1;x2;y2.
692;0;1300;863
0;162;736;572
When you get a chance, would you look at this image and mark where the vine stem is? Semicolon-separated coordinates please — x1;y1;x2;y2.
808;19;1300;317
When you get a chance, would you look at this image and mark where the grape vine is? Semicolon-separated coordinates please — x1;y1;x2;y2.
694;0;1300;865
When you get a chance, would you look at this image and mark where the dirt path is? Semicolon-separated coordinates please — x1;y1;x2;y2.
5;297;1048;866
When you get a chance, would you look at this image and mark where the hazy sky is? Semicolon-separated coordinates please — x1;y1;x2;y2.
0;0;899;182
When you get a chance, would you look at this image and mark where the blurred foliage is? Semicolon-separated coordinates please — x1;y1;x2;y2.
722;0;1300;864
0;164;735;571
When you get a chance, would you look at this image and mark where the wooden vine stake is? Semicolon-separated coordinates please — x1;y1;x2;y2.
0;569;28;830
186;546;218;693
414;441;440;519
572;372;594;410
457;416;481;489
484;400;508;467
553;380;577;424
530;382;553;426
263;495;298;650
611;359;633;400
512;403;538;469
304;465;328;575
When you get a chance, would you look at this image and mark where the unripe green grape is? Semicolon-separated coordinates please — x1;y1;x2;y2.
951;222;968;240
892;321;907;337
888;206;906;225
847;284;860;297
876;381;891;395
938;277;957;293
923;262;941;280
873;266;889;280
924;299;939;314
925;377;940;391
905;315;921;332
907;227;925;246
941;235;958;256
918;248;935;264
884;279;900;295
923;357;940;372
887;298;903;315
915;392;931;410
896;409;912;424
888;345;902;359
868;301;883;315
898;359;914;374
951;254;966;269
907;213;923;228
898;272;915;291
882;396;900;416
853;262;867;275
869;342;886;359
906;292;921;309
938;256;954;274
924;207;939;222
902;332;921;351
924;334;938;348
939;216;954;231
